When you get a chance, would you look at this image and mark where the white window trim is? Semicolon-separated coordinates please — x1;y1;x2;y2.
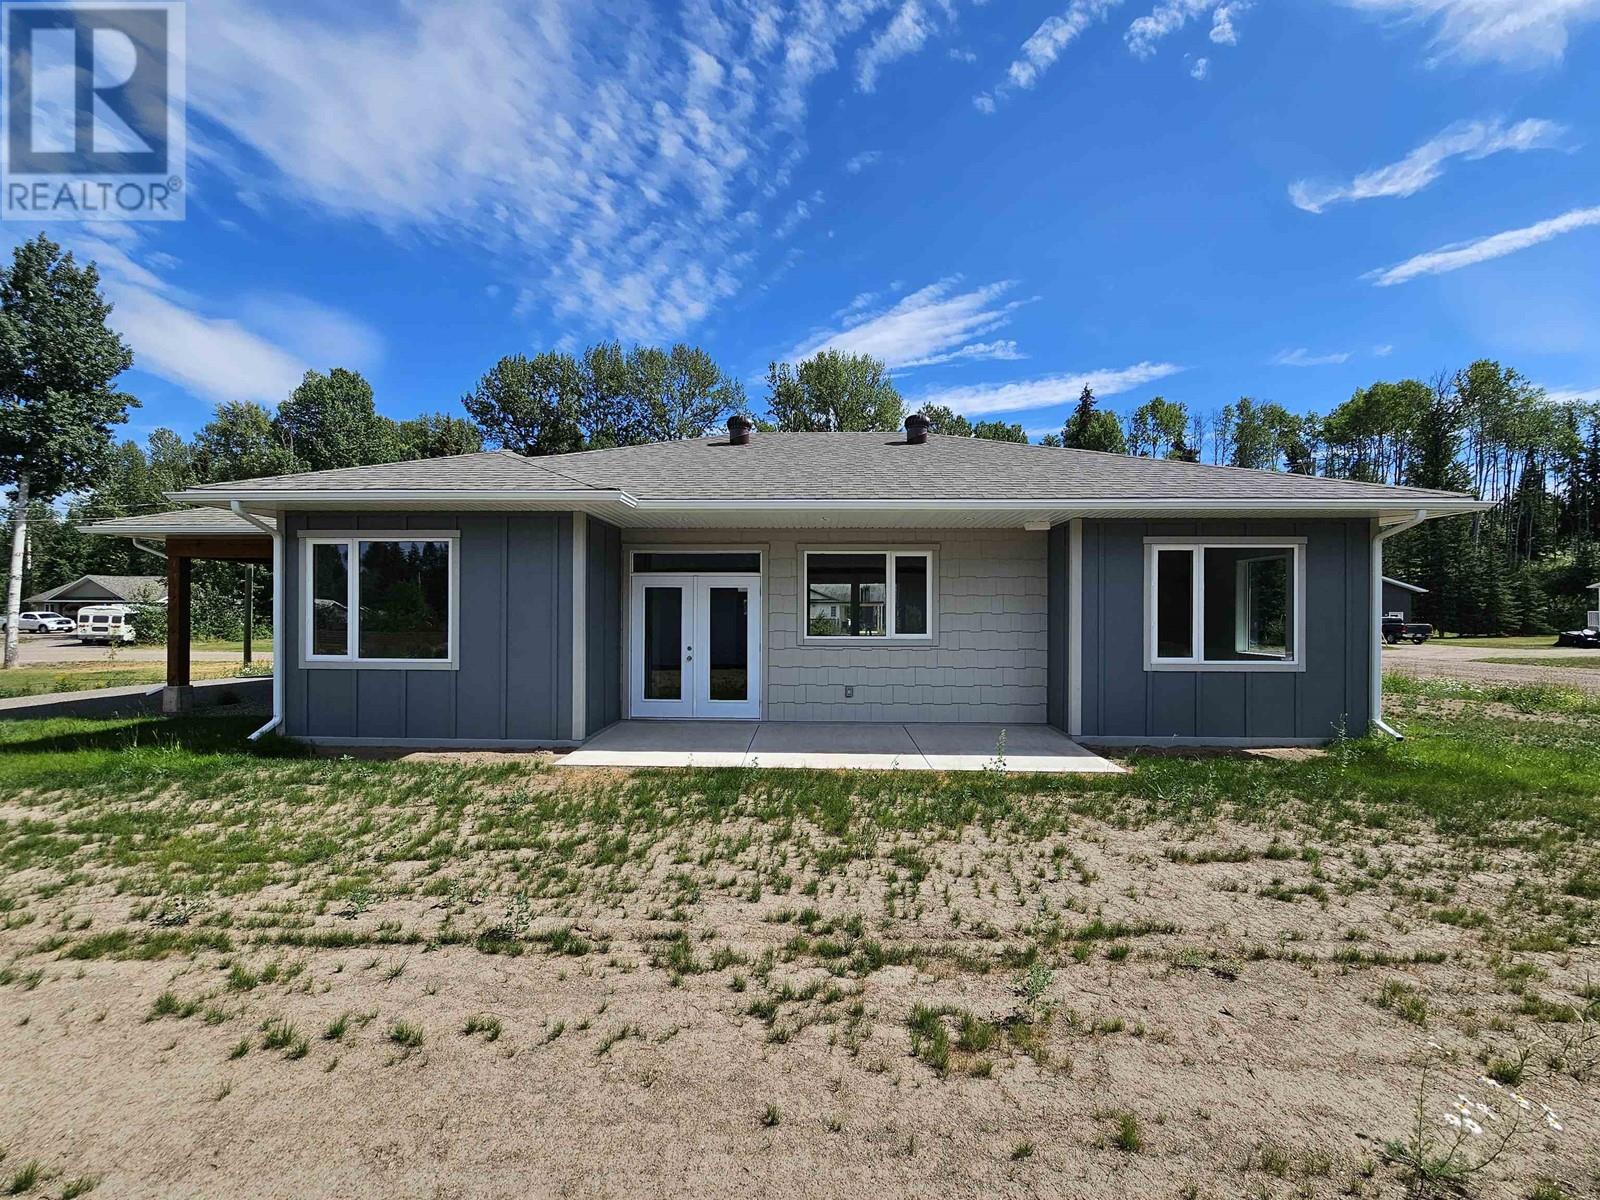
1143;536;1307;673
298;530;460;671
800;546;936;644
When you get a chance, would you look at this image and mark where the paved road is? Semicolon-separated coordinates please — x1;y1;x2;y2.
1383;640;1600;693
6;634;267;666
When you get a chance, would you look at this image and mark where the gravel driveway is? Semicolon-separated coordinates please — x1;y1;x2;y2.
1383;640;1600;692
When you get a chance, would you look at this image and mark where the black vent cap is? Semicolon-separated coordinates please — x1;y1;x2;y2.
904;413;930;444
727;414;753;445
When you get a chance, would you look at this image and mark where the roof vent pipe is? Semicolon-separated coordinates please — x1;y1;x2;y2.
905;413;930;445
727;414;753;445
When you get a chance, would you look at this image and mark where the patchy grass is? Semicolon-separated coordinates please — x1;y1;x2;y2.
0;697;1596;1196
1481;655;1600;670
0;660;269;699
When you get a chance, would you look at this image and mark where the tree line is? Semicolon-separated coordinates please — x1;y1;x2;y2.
4;231;1595;647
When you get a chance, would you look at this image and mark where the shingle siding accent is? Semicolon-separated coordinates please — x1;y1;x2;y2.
620;528;1049;724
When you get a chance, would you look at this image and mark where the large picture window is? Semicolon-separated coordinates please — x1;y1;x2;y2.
1146;540;1303;670
804;549;933;640
302;534;457;667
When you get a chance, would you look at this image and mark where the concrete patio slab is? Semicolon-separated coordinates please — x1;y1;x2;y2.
905;723;1125;774
747;721;924;770
559;720;757;768
557;721;1122;773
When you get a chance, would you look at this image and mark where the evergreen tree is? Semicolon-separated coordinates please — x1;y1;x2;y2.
1061;386;1127;453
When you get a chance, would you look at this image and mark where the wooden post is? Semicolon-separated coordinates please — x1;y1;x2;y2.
163;553;192;713
243;563;254;667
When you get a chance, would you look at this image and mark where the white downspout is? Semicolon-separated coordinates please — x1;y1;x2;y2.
229;502;283;742
1370;509;1429;740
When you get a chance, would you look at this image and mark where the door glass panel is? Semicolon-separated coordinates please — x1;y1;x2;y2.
707;587;748;701
894;555;929;635
643;586;682;699
633;552;762;573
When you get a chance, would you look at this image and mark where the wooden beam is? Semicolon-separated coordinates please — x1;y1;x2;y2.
167;553;192;689
165;535;272;562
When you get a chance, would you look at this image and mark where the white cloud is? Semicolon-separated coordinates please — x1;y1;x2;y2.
1189;55;1210;77
1273;347;1353;367
1374;343;1396;356
1;227;377;408
914;362;1185;416
856;0;940;92
947;46;978;62
902;339;1027;368
1338;0;1600;66
1127;0;1251;58
1544;385;1600;405
845;149;884;173
185;0;959;343
1290;117;1568;213
789;278;1030;369
1368;204;1600;285
979;0;1245;110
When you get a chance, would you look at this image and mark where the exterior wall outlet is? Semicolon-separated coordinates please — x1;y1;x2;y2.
844;686;855;698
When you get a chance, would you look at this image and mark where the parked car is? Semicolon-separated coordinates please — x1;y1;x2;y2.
76;604;137;644
1382;616;1433;645
16;611;76;633
1555;627;1600;648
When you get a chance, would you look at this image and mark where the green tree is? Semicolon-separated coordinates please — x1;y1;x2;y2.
765;351;903;432
462;353;585;457
274;368;401;472
918;404;972;437
0;234;135;667
397;412;483;459
585;343;744;444
1127;396;1188;458
1061;386;1127;454
195;401;302;482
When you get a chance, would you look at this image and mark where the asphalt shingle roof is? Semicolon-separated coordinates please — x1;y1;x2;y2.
26;575;166;604
170;435;1475;505
81;508;268;535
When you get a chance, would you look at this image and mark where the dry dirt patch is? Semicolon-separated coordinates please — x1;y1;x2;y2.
0;766;1595;1199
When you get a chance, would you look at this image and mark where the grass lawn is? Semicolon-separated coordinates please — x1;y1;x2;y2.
1430;635;1565;650
190;638;274;655
0;688;1595;1197
0;660;271;699
1482;655;1600;670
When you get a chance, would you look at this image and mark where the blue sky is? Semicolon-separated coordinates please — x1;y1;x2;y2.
19;0;1600;445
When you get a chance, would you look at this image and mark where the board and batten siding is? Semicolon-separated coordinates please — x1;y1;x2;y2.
1072;517;1373;743
283;511;620;746
619;528;1049;723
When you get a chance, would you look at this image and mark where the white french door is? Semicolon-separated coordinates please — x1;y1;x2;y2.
629;574;762;719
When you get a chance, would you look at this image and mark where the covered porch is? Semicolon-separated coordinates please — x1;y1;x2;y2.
560;720;1123;773
81;509;275;714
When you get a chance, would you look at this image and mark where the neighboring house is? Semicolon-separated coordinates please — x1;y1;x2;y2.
89;417;1487;748
1381;576;1427;623
24;574;167;620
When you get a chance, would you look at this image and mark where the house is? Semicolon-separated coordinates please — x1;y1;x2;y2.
23;574;166;620
87;416;1487;753
1381;576;1427;623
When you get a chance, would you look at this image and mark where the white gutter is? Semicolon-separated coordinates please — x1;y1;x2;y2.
132;538;166;561
1371;509;1430;740
629;496;1490;515
234;501;283;742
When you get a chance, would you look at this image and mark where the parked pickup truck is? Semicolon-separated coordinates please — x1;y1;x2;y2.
1383;617;1434;645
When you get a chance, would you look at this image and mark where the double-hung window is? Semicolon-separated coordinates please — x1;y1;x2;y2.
803;549;933;641
302;533;458;668
1146;539;1304;670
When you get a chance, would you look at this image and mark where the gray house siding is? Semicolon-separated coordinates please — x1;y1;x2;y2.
618;528;1049;723
283;511;578;746
585;517;624;735
1076;518;1372;744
